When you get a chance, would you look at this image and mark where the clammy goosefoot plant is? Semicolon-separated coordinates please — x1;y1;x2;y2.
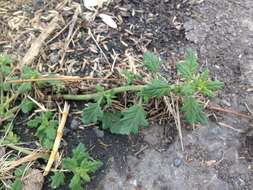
61;50;224;135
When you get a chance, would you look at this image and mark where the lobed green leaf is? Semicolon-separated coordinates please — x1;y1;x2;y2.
63;158;78;171
82;102;103;125
195;69;224;97
1;131;20;145
22;66;40;79
27;112;57;149
113;104;148;135
14;165;27;177
101;111;121;133
121;69;139;84
11;179;22;190
181;96;207;124
20;99;36;113
50;171;65;189
63;143;102;190
72;143;89;163
18;83;32;93
0;54;12;66
141;79;171;98
176;50;198;80
143;52;162;73
70;174;82;190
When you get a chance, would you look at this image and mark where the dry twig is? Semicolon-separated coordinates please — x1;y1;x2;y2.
43;102;70;176
208;105;252;119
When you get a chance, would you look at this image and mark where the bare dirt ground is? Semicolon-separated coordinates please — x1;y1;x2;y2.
1;0;253;190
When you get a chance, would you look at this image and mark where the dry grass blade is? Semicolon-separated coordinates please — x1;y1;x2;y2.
175;98;184;151
244;102;253;117
27;95;47;112
43;102;70;176
59;8;80;68
218;122;244;133
46;21;71;45
88;28;111;67
6;76;122;84
21;16;59;67
163;95;184;151
1;152;45;174
208;105;252;119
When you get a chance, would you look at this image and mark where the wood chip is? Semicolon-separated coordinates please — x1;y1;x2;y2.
84;0;108;9
21;16;59;67
98;14;117;29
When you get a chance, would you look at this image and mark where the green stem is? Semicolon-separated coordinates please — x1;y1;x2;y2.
60;85;145;101
9;105;19;113
6;144;33;155
2;93;19;109
6;144;49;160
2;106;20;122
0;75;3;105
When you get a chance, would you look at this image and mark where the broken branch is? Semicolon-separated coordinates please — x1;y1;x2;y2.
43;102;70;176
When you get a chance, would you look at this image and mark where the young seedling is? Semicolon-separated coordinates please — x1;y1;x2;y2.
0;123;20;145
10;165;27;190
0;54;16;123
27;112;58;149
0;54;40;124
50;143;102;190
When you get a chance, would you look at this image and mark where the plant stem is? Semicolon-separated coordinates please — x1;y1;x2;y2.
6;144;33;155
1;106;20;122
0;74;3;105
60;85;145;101
6;144;49;159
2;93;19;109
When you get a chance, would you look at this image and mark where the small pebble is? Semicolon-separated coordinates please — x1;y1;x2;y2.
237;178;246;187
220;99;231;107
70;118;81;129
49;53;59;64
93;127;104;138
63;128;71;136
173;157;182;167
33;0;44;9
0;147;6;158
